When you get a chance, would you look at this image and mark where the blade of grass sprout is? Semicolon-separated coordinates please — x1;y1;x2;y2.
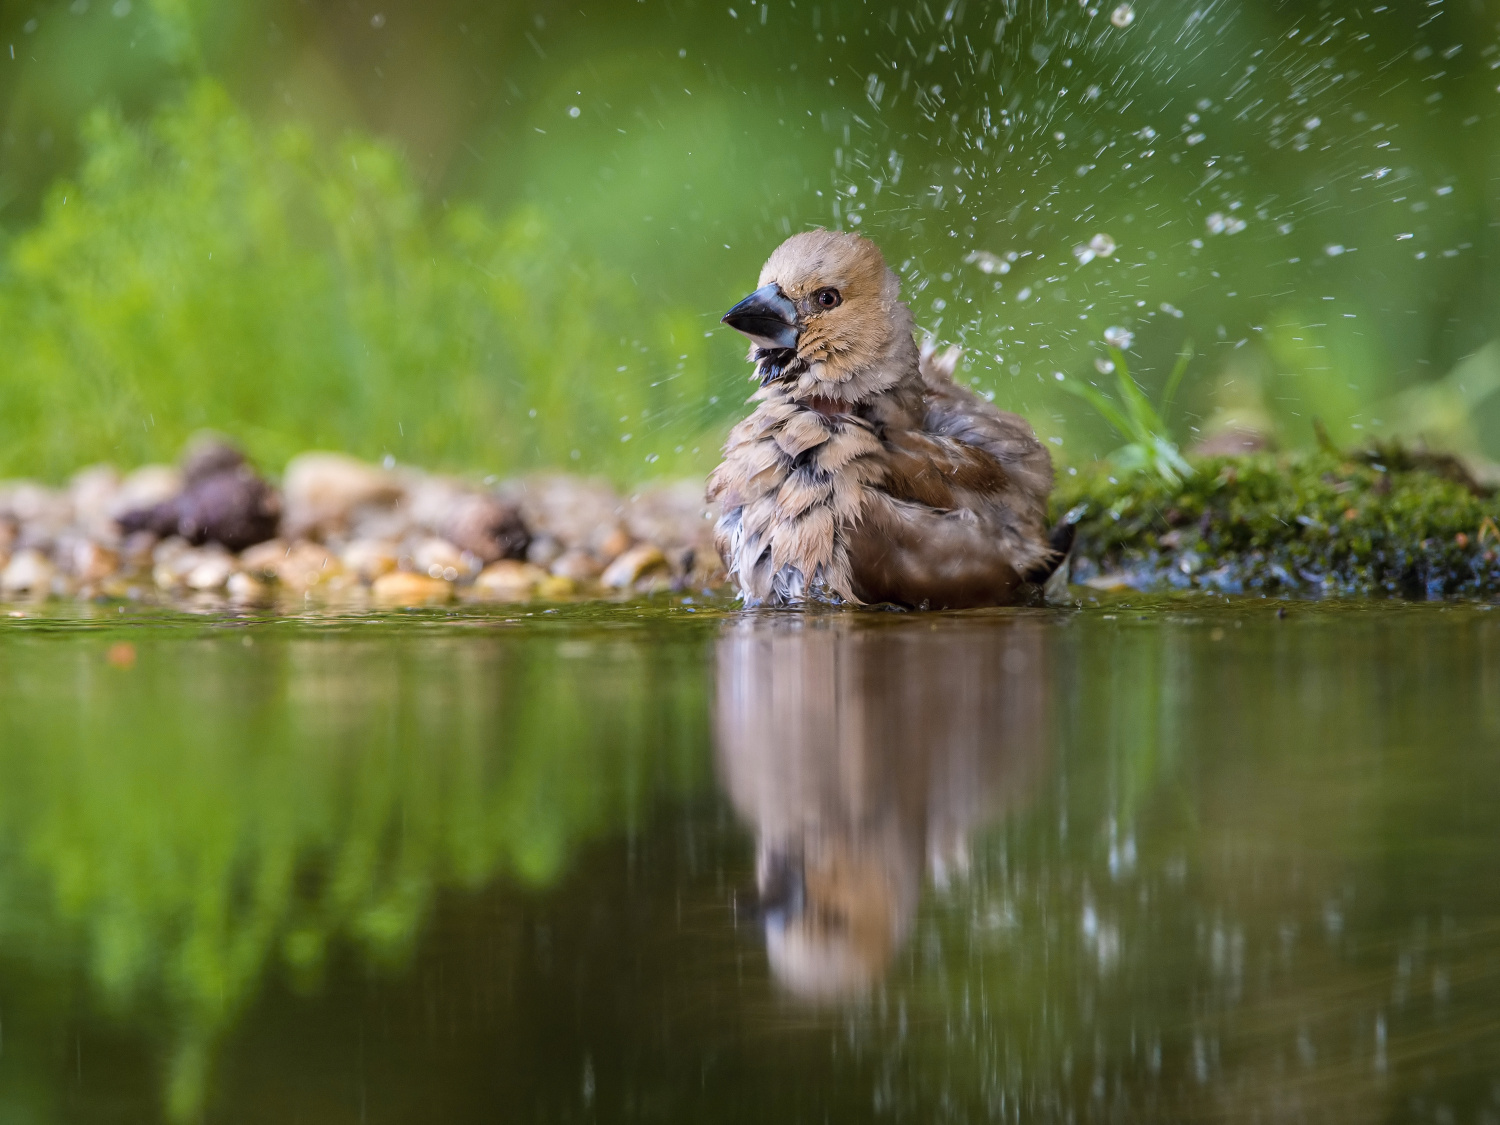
1058;376;1136;440
1152;435;1194;483
1159;339;1194;427
1108;348;1165;440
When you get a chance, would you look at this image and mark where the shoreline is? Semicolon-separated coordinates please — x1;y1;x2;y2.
1;441;1496;609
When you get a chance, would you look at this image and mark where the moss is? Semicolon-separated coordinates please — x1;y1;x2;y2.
1053;452;1500;599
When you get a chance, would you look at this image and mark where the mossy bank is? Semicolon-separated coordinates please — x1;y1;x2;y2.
1055;451;1500;599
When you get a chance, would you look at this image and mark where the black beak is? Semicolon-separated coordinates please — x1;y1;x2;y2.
722;283;800;351
757;850;806;930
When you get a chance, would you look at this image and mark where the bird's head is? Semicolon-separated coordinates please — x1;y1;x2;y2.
756;839;914;1001
721;229;916;405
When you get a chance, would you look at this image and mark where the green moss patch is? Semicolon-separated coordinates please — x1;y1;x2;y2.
1053;452;1500;599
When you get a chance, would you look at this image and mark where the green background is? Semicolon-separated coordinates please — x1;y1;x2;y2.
0;0;1496;480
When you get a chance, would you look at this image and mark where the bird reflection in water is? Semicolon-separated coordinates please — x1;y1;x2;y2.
714;616;1050;999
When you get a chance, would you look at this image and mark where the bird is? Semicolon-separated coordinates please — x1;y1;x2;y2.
708;229;1069;610
714;614;1050;997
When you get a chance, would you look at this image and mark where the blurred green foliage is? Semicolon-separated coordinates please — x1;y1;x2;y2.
0;81;736;480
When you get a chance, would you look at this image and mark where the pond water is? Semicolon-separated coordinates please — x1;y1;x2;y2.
0;600;1498;1123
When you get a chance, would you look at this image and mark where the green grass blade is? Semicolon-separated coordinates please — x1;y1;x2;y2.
1108;349;1164;441
1058;376;1136;440
1159;339;1194;427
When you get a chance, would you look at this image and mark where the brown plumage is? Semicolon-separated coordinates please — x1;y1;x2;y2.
715;614;1051;997
708;229;1059;609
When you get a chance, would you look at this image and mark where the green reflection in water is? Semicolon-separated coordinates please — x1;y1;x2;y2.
0;609;715;1120
0;603;1498;1122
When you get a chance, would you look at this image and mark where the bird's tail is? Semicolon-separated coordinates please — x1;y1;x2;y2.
1025;504;1087;595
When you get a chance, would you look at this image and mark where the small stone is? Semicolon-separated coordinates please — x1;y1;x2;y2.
598;525;633;563
70;540;120;584
186;553;237;591
1;549;55;595
437;491;530;562
111;465;181;516
282;452;403;539
551;548;602;582
119;531;158;574
239;538;289;577
226;571;270;602
371;570;453;606
474;559;548;600
412;537;468;580
340;539;399;582
70;465;123;539
601;543;669;589
274;542;344;592
152;538;206;589
525;534;563;568
535;575;577;600
237;539;344;591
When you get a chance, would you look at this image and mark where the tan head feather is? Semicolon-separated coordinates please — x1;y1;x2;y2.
756;230;918;403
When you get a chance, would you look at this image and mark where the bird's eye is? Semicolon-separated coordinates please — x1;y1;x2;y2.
815;288;842;309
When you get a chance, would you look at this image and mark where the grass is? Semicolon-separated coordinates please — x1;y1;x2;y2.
0;81;736;484
1056;343;1196;487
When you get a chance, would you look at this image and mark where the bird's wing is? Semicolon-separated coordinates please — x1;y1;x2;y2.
847;490;1049;609
916;344;1053;528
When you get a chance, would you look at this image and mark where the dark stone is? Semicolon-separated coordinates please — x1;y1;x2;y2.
117;439;282;551
442;493;531;563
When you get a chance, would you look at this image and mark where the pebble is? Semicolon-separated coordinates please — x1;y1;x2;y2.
68;539;121;584
411;537;472;581
226;571;270;602
601;544;669;589
473;560;548;600
186;550;237;591
371;570;454;606
281;453;403;540
535;574;577;600
1;549;55;595
551;548;603;583
0;441;728;607
340;539;399;582
274;542;345;593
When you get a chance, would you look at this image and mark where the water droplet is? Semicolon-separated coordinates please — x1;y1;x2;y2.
1103;326;1134;349
568;106;581;118
1095;357;1117;374
1110;3;1134;27
1325;244;1346;256
965;249;1006;274
369;12;384;28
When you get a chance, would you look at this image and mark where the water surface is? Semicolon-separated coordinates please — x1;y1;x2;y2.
0;600;1497;1123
